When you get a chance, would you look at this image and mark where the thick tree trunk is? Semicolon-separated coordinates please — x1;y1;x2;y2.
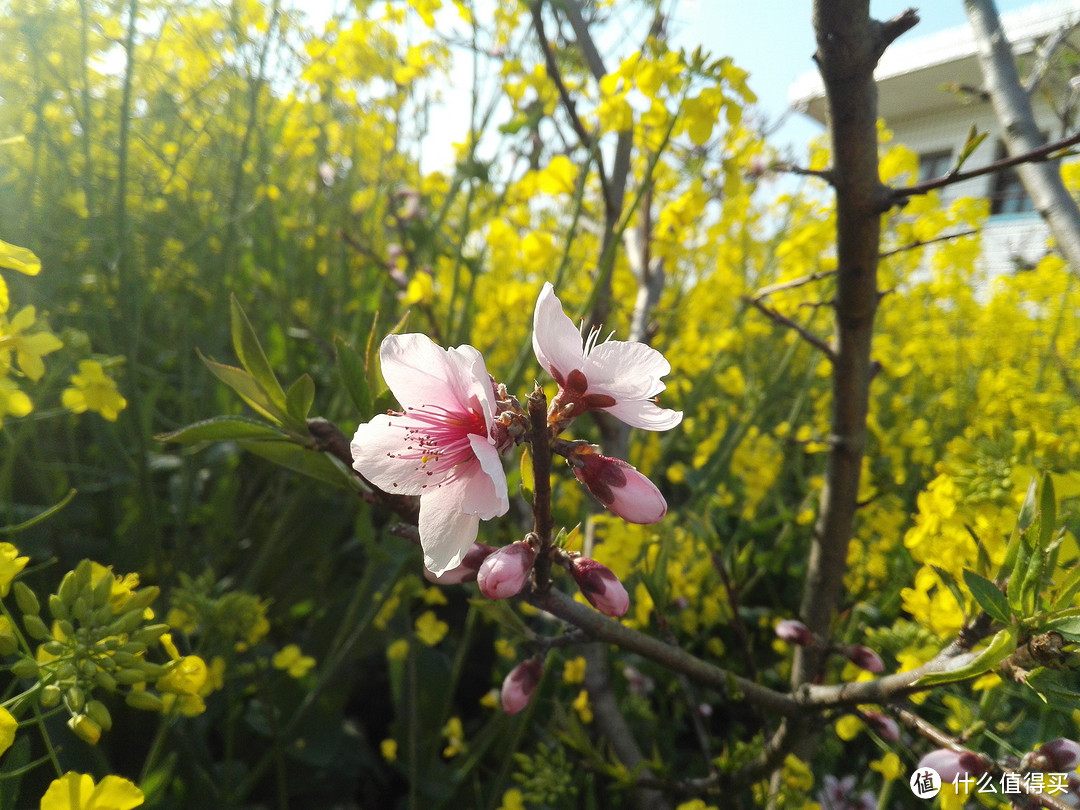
966;0;1080;270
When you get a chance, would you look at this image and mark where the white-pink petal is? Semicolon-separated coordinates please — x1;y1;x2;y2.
419;486;483;575
350;413;430;496
604;398;683;431
532;282;587;383
584;340;671;400
380;333;469;412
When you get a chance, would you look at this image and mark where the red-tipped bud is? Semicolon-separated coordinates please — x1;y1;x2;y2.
844;645;885;673
477;542;536;599
775;619;815;647
862;710;900;743
424;543;496;585
571;558;630;617
501;658;542;715
569;447;667;524
1038;738;1080;772
916;749;987;783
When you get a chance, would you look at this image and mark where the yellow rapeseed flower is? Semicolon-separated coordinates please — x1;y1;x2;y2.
0;706;15;756
0;543;29;597
61;360;127;421
39;772;144;810
414;611;448;646
272;644;316;678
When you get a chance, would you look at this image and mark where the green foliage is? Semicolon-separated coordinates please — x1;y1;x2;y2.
1;0;1080;807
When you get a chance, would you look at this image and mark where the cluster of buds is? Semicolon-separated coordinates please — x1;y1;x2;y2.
429;538;629;620
11;559;197;743
774;619;884;673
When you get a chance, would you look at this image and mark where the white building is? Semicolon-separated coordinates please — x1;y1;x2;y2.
788;0;1080;277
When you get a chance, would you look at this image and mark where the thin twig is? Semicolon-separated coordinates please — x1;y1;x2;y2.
896;708;1075;810
741;296;835;361
529;1;613;211
892;128;1080;201
751;270;836;301
768;161;835;184
878;228;978;259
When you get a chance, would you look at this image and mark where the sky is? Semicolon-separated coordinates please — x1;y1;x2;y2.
664;0;1040;152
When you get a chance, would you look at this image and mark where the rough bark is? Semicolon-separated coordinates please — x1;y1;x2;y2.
965;0;1080;271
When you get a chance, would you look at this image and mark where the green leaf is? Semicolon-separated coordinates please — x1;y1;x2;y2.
199;351;285;424
1039;472;1057;551
519;446;534;504
334;336;373;416
1043;616;1080;641
0;488;76;534
915;627;1016;687
238;439;353;490
931;565;965;615
230;295;288;411
156;416;288;444
1052;561;1080;611
285;374;315;424
954;125;988;173
963;569;1012;625
468;598;532;638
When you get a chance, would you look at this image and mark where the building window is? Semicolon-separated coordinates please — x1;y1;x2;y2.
917;150;953;183
990;142;1036;215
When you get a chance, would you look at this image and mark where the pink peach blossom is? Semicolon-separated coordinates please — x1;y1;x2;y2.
532;283;681;431
351;334;509;576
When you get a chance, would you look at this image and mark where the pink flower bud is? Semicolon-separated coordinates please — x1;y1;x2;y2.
862;710;900;743
571;558;630;617
916;749;986;783
501;658;542;715
570;447;666;524
844;645;884;673
775;619;815;647
424;543;496;585
1038;738;1080;772
477;542;536;599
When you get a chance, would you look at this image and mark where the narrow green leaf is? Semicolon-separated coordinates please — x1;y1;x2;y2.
519;446;534;504
963;569;1012;625
1039;472;1057;551
1052;561;1080;611
199;351;284;424
468;598;532;638
1019;531;1046;618
1043;616;1080;641
0;488;76;534
931;565;966;616
915;627;1016;687
285;374;316;424
238;439;353;490
1018;475;1039;532
156;416;288;444
335;336;373;416
954;125;988;173
230;295;287;410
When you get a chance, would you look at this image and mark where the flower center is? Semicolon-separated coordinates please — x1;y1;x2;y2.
391;403;488;487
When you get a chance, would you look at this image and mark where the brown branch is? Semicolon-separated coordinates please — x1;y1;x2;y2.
878;228;979;259
751;269;836;301
874;8;920;58
768;161;836;184
521;586;1000;717
529;1;613;211
892;128;1080;202
741;296;836;361
896;708;1076;810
